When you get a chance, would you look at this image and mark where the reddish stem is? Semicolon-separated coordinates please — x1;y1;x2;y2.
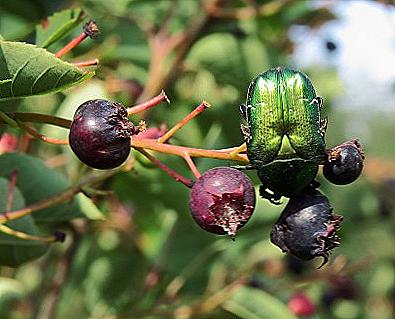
158;101;210;143
55;20;99;58
18;122;69;145
6;170;18;213
127;90;170;115
183;154;200;179
72;58;99;68
55;32;87;58
136;148;194;188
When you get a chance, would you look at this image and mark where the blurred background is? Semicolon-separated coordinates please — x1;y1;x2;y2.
0;0;394;318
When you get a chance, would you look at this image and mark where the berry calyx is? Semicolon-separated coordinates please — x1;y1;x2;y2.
189;167;256;238
69;99;139;169
323;139;364;185
271;186;343;267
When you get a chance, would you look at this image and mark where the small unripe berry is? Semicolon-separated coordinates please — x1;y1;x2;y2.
0;133;18;153
69;99;137;169
271;187;343;267
189;167;256;238
288;293;316;317
323;139;364;185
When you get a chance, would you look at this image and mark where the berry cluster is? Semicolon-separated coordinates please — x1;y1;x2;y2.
68;82;364;267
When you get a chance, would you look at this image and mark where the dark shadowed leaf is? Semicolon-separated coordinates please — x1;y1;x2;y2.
35;8;85;48
0;177;48;267
0;153;83;221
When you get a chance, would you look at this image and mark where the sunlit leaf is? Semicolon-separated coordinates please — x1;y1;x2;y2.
76;193;106;221
0;40;94;100
0;277;26;309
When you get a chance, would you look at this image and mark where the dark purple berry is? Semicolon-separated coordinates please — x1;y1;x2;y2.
189;167;256;238
323;139;364;185
271;187;343;267
321;275;359;308
69;99;137;169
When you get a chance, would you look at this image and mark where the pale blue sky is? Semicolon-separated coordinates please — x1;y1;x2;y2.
290;0;395;111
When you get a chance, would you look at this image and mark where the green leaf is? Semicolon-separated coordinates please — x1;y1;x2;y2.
0;177;48;267
223;286;298;319
0;1;48;22
187;33;268;88
0;153;83;222
0;40;94;100
75;193;106;221
188;33;245;87
35;8;85;48
0;277;26;301
0;34;4;40
0;277;26;312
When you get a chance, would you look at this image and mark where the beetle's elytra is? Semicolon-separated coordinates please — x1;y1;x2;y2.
240;67;327;203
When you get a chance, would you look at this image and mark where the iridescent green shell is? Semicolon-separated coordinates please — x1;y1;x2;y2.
241;67;327;199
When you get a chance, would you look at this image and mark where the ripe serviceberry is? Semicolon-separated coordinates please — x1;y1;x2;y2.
189;167;256;238
323;139;364;185
271;187;343;267
69;99;139;169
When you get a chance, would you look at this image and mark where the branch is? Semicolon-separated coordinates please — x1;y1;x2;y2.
136;147;194;188
158;101;209;143
0;170;115;223
127;90;169;115
17;121;69;145
132;137;248;163
4;113;72;128
137;1;214;101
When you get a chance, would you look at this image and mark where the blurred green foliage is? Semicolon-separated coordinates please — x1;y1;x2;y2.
0;1;394;318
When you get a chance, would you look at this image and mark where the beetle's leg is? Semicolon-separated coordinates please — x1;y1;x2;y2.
317;96;324;110
259;186;282;205
320;117;328;137
310;96;324;110
239;104;247;120
240;124;251;143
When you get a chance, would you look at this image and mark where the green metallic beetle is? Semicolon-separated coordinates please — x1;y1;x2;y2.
240;67;327;203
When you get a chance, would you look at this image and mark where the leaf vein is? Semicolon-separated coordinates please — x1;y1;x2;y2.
31;65;56;94
54;69;71;89
10;54;40;97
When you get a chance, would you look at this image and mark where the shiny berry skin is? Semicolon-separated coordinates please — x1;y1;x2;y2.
189;167;256;238
323;139;364;185
271;187;343;267
69;99;136;169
